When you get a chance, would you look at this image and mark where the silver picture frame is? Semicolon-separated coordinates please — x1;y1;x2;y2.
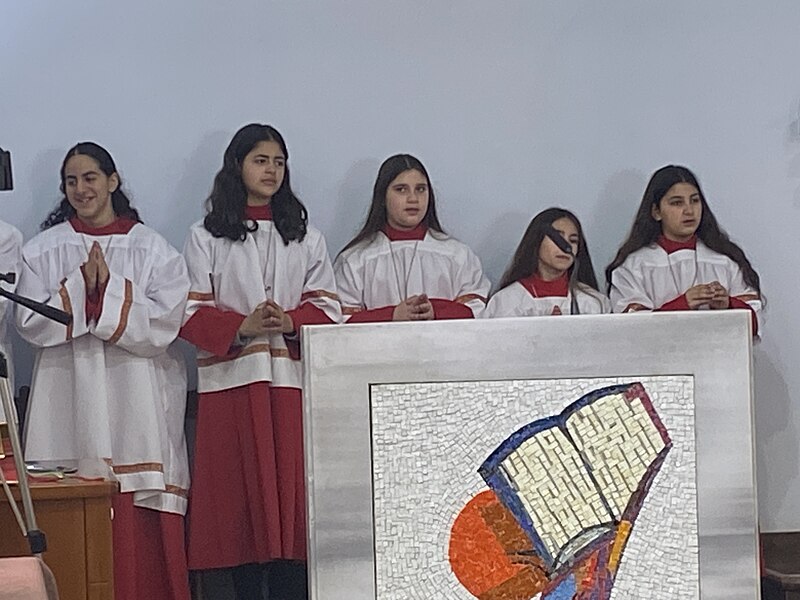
302;311;758;599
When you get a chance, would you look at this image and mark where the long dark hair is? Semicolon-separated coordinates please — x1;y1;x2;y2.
204;123;307;244
605;165;761;294
41;142;141;230
339;154;446;253
497;207;600;292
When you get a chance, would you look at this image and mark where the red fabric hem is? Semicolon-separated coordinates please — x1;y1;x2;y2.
656;294;690;311
382;223;427;241
430;298;474;320
519;273;569;298
245;204;273;221
70;216;138;235
347;305;396;323
187;384;306;568
657;235;697;254
112;493;190;600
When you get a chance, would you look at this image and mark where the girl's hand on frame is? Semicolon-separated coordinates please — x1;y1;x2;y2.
409;294;434;320
685;284;715;309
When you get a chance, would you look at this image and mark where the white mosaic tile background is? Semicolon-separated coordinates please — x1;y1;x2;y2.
369;377;699;600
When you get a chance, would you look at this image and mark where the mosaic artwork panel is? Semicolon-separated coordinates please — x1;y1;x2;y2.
369;377;698;600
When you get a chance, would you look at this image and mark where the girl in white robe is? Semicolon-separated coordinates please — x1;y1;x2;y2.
485;207;610;318
180;124;341;600
15;142;191;600
606;165;762;335
0;219;22;422
335;154;490;322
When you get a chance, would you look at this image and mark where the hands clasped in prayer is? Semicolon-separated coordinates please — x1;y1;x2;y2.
83;241;109;294
685;281;729;310
239;299;295;337
393;293;434;321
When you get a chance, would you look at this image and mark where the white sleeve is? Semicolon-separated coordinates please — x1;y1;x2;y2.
182;226;217;322
453;246;491;317
333;251;365;321
16;247;90;347
0;226;22;334
92;241;190;358
609;261;654;313
483;291;507;318
727;262;762;327
298;232;342;323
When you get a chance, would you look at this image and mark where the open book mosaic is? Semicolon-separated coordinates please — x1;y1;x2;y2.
369;377;698;600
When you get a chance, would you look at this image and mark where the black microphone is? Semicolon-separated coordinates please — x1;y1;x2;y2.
545;226;574;255
0;272;72;326
0;148;12;191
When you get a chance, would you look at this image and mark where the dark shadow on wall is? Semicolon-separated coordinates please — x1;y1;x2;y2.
753;344;798;531
330;158;381;256
164;131;231;250
474;210;532;291
584;168;647;287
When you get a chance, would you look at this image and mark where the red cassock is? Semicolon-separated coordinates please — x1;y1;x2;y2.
181;205;341;569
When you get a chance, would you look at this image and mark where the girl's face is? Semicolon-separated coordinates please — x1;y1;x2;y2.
385;169;429;230
241;140;286;205
63;154;118;228
537;217;579;279
652;182;702;242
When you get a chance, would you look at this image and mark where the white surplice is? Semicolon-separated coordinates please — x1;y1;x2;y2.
16;220;191;514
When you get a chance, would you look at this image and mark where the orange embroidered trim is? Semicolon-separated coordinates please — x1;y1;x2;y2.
197;343;292;367
300;289;340;302
164;485;189;498
112;461;164;475
108;279;133;344
342;306;362;315
455;293;487;304
734;294;760;303
58;280;73;341
188;291;214;301
623;303;649;313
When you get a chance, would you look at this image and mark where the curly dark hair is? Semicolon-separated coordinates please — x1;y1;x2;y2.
41;142;141;230
203;123;306;244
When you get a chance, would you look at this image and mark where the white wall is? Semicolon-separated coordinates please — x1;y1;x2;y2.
1;0;798;531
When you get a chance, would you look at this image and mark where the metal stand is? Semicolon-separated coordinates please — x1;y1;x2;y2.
0;352;46;554
0;270;71;556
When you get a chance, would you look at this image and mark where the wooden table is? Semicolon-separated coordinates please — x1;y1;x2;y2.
0;478;117;600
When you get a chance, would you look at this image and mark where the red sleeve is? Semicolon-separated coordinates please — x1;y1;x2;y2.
430;298;474;320
285;303;336;330
180;306;246;357
656;294;690;312
729;297;759;337
283;303;337;359
346;305;396;323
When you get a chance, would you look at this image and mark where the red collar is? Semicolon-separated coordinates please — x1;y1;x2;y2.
246;204;273;221
382;223;427;241
520;272;569;297
657;235;697;254
69;217;137;235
